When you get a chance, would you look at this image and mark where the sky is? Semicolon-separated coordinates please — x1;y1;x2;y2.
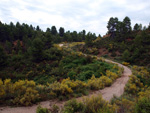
0;0;150;36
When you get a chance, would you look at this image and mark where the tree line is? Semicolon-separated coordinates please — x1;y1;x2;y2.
0;21;97;43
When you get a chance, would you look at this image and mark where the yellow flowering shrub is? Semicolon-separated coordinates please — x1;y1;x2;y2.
87;75;112;90
48;78;87;97
13;87;39;106
87;75;100;90
125;75;144;94
132;66;150;85
4;79;14;94
83;94;117;113
0;79;39;106
61;78;76;88
106;70;118;81
135;87;150;113
72;80;87;93
62;78;87;90
138;87;150;99
100;76;113;87
113;65;124;76
12;80;39;106
62;94;117;113
60;84;73;94
122;62;130;66
0;79;5;97
48;81;73;96
114;98;134;113
67;42;85;48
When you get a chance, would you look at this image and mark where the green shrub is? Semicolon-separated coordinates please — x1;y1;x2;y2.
83;95;116;113
135;97;150;113
50;104;59;113
67;70;77;80
62;99;84;113
36;105;49;113
78;70;94;81
62;95;116;113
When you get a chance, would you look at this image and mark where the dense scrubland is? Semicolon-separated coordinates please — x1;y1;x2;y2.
0;20;122;106
0;16;150;113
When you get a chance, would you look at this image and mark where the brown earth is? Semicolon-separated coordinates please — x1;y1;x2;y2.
0;58;132;113
98;48;121;57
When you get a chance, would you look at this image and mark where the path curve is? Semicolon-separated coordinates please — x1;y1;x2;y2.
0;55;132;113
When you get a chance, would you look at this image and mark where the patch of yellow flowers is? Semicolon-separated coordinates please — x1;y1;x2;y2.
0;79;39;106
0;69;121;106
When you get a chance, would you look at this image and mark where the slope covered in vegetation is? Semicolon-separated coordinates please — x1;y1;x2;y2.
0;16;150;113
80;16;150;67
0;22;122;106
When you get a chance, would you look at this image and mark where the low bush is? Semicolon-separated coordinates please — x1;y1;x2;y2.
62;99;84;113
36;105;49;113
125;75;144;95
135;97;150;113
62;94;117;113
106;70;118;81
111;95;135;113
0;79;39;106
132;66;150;86
48;78;87;98
87;75;112;90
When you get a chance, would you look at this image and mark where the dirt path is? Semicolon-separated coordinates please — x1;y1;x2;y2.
0;57;132;113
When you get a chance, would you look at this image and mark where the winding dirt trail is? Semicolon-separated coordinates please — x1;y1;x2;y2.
0;56;132;113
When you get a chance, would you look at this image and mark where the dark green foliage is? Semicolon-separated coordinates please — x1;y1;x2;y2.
0;45;7;69
36;26;41;31
59;54;115;81
133;23;142;32
122;49;130;62
107;17;119;38
31;38;44;62
5;41;12;54
44;32;52;49
59;27;65;37
123;16;131;34
85;32;96;47
67;71;77;80
44;47;62;61
0;21;90;44
51;26;57;35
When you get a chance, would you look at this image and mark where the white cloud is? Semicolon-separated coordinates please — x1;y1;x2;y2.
0;0;150;36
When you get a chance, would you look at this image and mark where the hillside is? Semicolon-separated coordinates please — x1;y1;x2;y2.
0;52;131;113
0;17;150;113
79;17;150;67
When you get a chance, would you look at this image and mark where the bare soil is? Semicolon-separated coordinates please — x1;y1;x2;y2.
0;58;132;113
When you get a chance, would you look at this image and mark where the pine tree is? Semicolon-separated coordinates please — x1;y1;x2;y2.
31;38;44;62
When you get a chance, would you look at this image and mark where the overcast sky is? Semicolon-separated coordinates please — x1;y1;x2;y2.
0;0;150;36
